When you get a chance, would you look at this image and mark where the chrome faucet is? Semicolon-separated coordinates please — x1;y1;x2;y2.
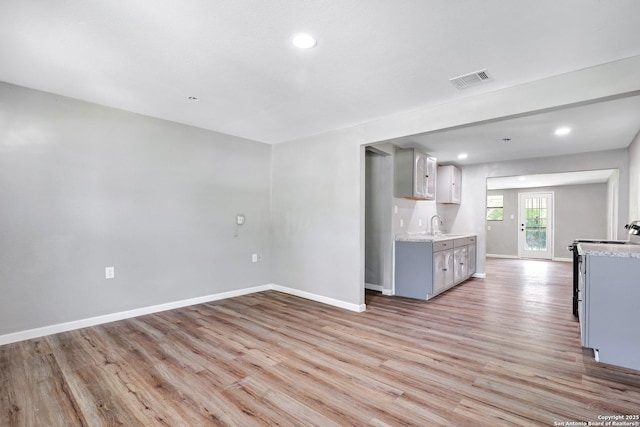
625;220;640;235
430;215;443;235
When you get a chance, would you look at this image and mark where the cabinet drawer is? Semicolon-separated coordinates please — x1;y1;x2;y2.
454;238;469;248
434;240;452;252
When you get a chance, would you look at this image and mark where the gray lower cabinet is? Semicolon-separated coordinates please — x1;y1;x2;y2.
453;246;468;283
580;254;640;371
433;248;454;294
467;237;476;276
395;236;476;300
394;241;433;299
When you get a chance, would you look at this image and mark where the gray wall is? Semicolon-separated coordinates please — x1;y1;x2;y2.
0;82;271;335
486;189;519;256
270;129;363;305
487;184;608;258
606;170;620;240
629;131;640;221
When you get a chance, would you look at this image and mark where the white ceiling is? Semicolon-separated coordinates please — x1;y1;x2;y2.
390;94;640;165
487;169;617;190
1;1;640;146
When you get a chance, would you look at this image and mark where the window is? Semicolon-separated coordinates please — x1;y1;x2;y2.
486;195;504;221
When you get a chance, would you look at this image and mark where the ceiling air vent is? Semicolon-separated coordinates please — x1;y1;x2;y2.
449;69;493;90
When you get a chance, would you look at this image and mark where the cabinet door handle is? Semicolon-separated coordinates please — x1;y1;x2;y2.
442;268;448;271
459;262;464;265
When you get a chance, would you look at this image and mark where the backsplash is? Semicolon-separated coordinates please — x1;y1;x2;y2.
391;197;460;235
392;197;441;234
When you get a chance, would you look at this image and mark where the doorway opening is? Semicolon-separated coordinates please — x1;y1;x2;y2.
486;169;618;262
364;146;393;295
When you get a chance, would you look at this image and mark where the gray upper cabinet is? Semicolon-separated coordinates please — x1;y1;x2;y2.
394;148;437;200
437;165;461;204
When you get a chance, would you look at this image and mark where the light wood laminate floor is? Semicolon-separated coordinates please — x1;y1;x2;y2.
2;258;639;426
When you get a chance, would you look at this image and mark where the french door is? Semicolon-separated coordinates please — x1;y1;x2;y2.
518;192;554;259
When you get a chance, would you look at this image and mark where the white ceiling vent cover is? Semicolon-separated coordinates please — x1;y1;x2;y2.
449;69;493;90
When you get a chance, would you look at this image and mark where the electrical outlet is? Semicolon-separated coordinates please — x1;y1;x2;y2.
400;219;404;228
105;266;115;279
252;253;258;263
236;214;245;225
418;219;422;227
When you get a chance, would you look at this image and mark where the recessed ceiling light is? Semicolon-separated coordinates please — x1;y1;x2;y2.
457;153;468;160
518;176;526;181
555;127;571;136
291;33;317;49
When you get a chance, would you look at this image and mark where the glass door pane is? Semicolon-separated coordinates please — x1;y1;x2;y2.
519;192;553;259
525;196;547;251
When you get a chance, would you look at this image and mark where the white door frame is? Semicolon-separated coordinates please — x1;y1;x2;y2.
518;191;554;259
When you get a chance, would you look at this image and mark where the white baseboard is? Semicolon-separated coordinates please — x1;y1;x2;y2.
272;284;366;313
487;254;571;263
366;283;393;296
472;273;487;279
365;283;383;292
486;254;519;259
0;284;366;346
0;285;272;346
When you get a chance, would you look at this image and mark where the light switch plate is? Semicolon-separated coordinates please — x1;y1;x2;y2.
105;266;115;279
236;214;245;225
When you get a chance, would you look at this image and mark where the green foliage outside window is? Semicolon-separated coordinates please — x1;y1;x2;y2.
486;208;504;221
486;195;504;221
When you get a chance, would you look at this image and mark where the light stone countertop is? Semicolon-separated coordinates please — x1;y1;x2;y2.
578;242;640;258
395;232;476;242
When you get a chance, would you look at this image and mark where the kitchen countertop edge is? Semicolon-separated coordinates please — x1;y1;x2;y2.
578;242;640;258
395;233;476;242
